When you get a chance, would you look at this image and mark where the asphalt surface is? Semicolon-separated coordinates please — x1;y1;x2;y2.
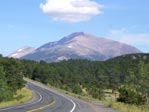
0;79;95;112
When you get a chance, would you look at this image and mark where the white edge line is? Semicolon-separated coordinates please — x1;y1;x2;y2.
70;100;76;112
26;79;76;112
0;91;42;111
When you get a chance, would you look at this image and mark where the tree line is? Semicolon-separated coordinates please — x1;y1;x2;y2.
22;53;149;105
0;53;148;105
0;56;24;102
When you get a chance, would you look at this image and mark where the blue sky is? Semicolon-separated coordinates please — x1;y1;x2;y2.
0;0;149;56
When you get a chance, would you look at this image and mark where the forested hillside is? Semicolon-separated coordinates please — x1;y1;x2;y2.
22;53;149;105
0;55;24;102
0;53;148;105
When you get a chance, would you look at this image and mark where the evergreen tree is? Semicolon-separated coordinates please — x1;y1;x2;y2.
0;66;12;101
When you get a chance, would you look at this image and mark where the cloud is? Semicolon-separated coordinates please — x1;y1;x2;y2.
109;28;149;46
40;0;103;23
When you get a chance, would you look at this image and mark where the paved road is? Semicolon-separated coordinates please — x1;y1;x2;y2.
0;79;95;112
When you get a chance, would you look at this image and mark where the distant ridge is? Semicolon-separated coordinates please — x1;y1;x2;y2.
9;32;141;62
8;46;35;58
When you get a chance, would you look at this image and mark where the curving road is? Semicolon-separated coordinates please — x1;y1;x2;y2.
0;79;95;112
1;79;120;112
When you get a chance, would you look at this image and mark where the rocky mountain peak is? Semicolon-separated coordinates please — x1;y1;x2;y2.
65;32;85;39
9;32;141;62
37;32;86;51
8;46;35;58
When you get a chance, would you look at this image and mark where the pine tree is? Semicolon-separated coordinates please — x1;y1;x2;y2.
0;66;12;101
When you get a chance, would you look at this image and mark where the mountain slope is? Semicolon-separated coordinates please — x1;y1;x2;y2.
22;32;141;62
8;46;35;58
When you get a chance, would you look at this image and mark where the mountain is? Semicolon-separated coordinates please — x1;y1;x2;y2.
8;46;35;58
21;32;141;62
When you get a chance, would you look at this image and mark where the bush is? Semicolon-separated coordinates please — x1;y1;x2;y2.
117;86;145;105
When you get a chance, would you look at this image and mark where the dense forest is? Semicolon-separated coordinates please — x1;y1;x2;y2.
0;53;149;105
0;55;24;101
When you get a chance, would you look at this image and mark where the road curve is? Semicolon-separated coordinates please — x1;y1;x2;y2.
0;80;75;112
0;79;121;112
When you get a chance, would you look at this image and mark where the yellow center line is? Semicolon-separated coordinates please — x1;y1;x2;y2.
26;100;56;112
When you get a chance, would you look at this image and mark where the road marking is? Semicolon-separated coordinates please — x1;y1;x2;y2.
0;91;42;111
32;91;43;105
25;79;76;112
26;100;55;112
70;99;76;112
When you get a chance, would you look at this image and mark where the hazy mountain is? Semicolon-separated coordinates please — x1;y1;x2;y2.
21;32;141;62
8;46;35;58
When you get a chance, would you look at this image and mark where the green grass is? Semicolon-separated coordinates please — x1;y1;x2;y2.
0;88;32;108
103;90;149;112
25;78;99;102
24;78;149;112
103;99;149;112
46;84;100;103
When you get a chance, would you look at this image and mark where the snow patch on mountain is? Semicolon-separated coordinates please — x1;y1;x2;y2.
17;32;142;62
8;46;35;58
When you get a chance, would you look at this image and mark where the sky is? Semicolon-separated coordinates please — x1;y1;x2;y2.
0;0;149;56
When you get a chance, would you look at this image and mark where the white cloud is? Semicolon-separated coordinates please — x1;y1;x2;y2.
40;0;103;23
109;28;149;46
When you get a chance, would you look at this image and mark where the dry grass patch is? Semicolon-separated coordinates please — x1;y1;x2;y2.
0;88;32;108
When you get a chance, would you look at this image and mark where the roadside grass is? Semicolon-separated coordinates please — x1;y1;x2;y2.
46;84;101;102
24;78;149;112
24;78;99;102
103;99;149;112
47;83;149;112
0;88;32;108
53;85;149;112
103;90;149;112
